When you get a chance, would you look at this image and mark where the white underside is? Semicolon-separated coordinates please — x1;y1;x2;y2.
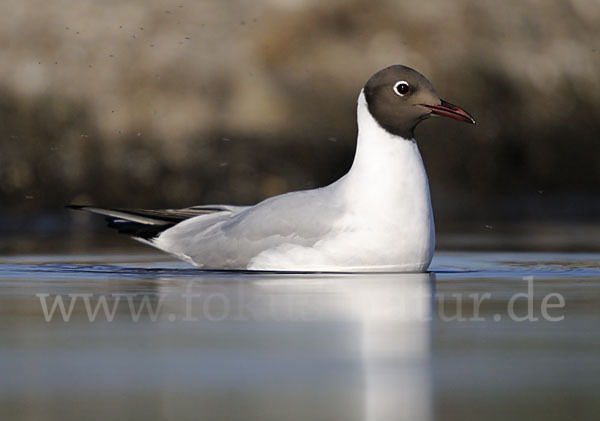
153;91;435;272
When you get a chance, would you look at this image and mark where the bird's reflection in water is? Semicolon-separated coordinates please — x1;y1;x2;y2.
245;271;434;421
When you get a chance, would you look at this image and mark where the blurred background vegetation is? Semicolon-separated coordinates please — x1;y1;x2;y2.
1;0;599;250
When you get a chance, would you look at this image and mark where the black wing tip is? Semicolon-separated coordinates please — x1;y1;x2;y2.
66;204;89;210
105;217;174;239
65;204;216;239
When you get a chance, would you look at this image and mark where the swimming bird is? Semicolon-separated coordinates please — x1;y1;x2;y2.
69;65;474;272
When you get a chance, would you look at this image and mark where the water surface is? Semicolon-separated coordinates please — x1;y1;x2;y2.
1;251;599;421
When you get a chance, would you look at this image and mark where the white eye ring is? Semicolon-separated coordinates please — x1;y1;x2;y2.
393;81;410;96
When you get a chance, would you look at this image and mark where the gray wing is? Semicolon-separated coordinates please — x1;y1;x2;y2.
154;186;344;268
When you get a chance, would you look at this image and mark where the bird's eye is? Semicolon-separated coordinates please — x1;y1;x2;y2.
393;81;410;96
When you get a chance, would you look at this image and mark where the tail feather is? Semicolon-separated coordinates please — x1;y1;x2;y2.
67;205;225;240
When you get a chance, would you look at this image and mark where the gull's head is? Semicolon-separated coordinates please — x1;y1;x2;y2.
363;65;475;139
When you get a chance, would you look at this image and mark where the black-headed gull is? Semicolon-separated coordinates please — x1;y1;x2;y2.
70;65;474;272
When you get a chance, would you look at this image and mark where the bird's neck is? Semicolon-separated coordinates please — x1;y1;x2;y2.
344;91;430;202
